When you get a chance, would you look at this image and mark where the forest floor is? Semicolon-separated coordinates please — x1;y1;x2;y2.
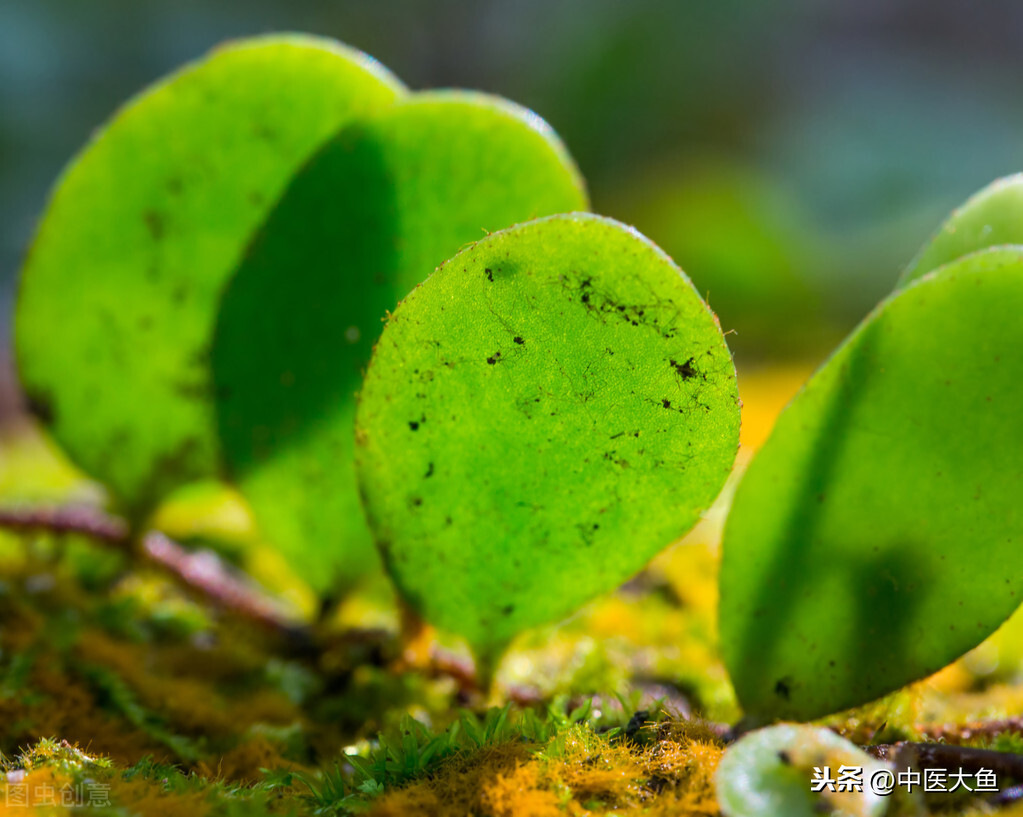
1;364;1022;816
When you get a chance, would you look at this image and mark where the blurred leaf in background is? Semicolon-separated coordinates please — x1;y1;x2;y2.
611;155;825;359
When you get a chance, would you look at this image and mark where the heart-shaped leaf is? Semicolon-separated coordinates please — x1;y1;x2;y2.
720;246;1023;721
355;213;740;660
900;173;1023;287
15;35;404;520
211;92;587;592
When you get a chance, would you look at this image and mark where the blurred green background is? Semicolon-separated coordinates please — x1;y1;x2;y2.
4;0;1023;418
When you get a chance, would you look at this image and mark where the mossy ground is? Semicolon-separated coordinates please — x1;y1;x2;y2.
2;363;1023;815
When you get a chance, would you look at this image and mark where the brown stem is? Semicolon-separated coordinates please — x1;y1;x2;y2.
0;506;127;543
867;741;1023;781
0;505;298;635
140;530;300;635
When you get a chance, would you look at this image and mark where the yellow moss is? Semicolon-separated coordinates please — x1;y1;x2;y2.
479;763;562;817
195;735;297;783
73;627;300;747
74;630;236;735
363;715;728;817
0;644;168;763
0;766;75;811
367;743;531;817
2;760;202;816
367;785;444;816
540;724;724;815
544;729;647;805
105;776;211;817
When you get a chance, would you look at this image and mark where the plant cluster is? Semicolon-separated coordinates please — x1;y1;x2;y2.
6;32;1023;816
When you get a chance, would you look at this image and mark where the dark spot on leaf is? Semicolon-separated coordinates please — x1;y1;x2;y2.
485;268;494;282
662;399;672;409
774;678;792;700
409;421;419;431
513;336;524;345
777;750;792;765
143;210;164;240
670;357;697;380
172;378;209;400
252;123;278;142
425;462;434;478
486;352;502;365
502;605;514;615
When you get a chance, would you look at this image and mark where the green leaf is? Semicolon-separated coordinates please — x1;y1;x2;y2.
15;35;404;520
720;246;1023;721
900;173;1023;287
715;724;889;817
211;91;587;592
355;213;739;660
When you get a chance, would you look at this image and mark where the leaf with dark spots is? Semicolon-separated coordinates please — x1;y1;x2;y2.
671;357;697;380
212;90;586;592
355;213;738;660
14;34;404;515
143;210;165;240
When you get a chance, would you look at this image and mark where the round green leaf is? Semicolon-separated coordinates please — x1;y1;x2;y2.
900;173;1023;287
15;35;404;520
212;92;587;592
355;213;739;658
716;724;889;817
720;246;1023;721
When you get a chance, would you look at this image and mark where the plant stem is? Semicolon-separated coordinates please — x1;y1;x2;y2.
0;505;127;542
868;741;1023;781
0;505;297;634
